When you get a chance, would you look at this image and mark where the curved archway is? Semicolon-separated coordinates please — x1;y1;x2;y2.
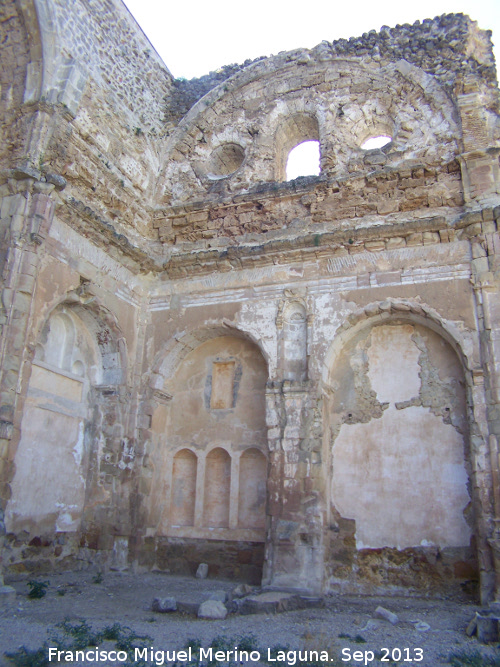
5;297;127;565
143;330;269;579
322;305;482;594
32;287;127;386
150;321;272;391
322;299;475;388
275;112;320;182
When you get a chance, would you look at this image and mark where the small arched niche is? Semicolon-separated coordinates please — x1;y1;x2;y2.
170;449;197;527
275;113;320;181
204;447;231;528
238;448;267;529
35;306;101;383
37;312;75;370
281;301;308;381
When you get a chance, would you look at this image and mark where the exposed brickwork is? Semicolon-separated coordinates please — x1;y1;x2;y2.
49;0;173;129
154;163;464;245
0;1;30;168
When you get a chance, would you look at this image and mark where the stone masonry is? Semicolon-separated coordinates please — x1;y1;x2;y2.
1;0;500;603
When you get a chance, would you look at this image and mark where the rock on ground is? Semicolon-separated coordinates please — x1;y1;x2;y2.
198;600;227;619
152;597;177;613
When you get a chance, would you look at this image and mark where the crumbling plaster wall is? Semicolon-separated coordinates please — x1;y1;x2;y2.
325;321;474;592
133;240;489;594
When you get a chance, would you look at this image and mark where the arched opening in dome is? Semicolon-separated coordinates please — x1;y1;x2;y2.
361;135;392;150
286;140;320;180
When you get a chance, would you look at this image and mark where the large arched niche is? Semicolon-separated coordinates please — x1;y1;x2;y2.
322;306;479;595
143;331;268;580
4;296;126;566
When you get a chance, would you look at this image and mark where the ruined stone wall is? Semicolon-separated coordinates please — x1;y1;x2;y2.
1;0;174;255
138;217;492;594
1;3;500;602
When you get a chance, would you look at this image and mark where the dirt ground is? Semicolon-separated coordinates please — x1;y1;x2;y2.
0;570;499;667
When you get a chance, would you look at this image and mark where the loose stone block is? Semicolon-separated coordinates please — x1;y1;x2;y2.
151;597;177;613
198;600;227;619
374;606;399;625
196;563;209;579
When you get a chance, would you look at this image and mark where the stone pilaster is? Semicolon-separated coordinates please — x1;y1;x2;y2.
469;214;500;602
0;175;57;531
263;380;324;595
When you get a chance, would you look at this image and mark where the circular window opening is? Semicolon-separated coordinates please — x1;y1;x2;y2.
208;143;245;178
286;140;320;181
361;135;392;150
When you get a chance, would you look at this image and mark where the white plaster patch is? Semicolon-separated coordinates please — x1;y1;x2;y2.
73;420;85;469
55;511;80;532
237;301;277;376
367;325;421;403
5;405;86;534
331;405;471;550
49;218;140;289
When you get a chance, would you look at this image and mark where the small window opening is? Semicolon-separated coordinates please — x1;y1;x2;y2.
286;140;320;181
361;135;392;150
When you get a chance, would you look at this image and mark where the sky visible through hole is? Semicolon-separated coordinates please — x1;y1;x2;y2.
286;141;321;181
361;136;393;150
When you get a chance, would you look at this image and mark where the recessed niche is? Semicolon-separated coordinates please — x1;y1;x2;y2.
238;448;267;529
210;361;235;409
170;449;197;527
204;447;231;528
208;143;245;178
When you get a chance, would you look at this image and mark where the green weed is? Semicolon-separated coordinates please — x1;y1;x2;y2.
27;580;49;599
55;619;100;649
5;619;153;667
4;645;51;667
448;650;500;667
